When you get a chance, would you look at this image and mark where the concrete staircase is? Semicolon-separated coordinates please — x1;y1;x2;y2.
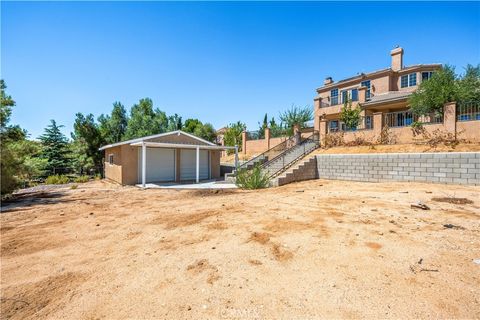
270;156;318;187
262;139;318;179
228;132;319;186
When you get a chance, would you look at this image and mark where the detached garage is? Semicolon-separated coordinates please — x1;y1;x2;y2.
100;130;237;186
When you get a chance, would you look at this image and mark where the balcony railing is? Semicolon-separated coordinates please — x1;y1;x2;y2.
383;110;443;128
321;95;366;108
328;115;373;133
457;101;480;121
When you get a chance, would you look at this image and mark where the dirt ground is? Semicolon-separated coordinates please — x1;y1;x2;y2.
1;179;479;319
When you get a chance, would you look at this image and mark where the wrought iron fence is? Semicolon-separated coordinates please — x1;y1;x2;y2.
237;135;297;171
383;110;443;128
457;101;480;121
245;130;262;140
328;115;373;133
261;131;320;179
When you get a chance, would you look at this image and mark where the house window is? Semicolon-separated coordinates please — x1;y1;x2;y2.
351;89;358;101
340;88;358;103
331;89;339;105
329;120;339;132
422;71;434;82
341;90;348;104
401;73;417;88
361;80;371;99
108;154;114;165
409;73;417;86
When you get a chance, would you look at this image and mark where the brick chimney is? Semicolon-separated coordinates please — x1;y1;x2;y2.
390;46;404;71
324;77;333;85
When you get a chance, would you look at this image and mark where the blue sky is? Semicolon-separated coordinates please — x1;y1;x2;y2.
2;1;479;139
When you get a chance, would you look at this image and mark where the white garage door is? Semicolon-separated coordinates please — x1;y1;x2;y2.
180;149;209;181
138;148;175;183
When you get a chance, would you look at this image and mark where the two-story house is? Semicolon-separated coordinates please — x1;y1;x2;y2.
313;47;442;135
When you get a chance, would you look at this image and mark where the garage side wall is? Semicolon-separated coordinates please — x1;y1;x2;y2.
211;150;221;179
104;146;123;184
121;145;139;185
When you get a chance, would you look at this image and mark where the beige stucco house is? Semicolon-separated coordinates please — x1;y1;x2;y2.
99;130;237;186
314;47;442;133
313;47;479;144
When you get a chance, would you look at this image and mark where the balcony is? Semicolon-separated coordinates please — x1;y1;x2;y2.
383;110;443;127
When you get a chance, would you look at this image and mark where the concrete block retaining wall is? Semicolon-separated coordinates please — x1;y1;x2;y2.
315;152;480;186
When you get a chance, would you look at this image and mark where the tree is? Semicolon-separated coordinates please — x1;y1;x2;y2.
182;118;217;142
409;65;458;116
279;104;313;135
123;98;168;139
257;113;268;139
457;64;480;103
269;116;285;138
223;121;245;154
0;80;15;128
182;118;202;134
193;122;217;142
1;80;37;194
72;113;104;174
167;113;183;131
98;102;128;144
410;64;480;116
39;120;71;175
340;99;361;130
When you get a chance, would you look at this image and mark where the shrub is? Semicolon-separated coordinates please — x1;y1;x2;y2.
74;175;89;183
323;132;345;148
70;184;78;190
45;175;70;185
376;124;397;145
235;165;270;189
340;99;361;130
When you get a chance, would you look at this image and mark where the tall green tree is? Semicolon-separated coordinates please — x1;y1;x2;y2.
409;64;480;116
279;104;313;135
98;102;128;144
1;80;30;194
193;122;217;142
223;121;246;154
123;98;168;139
167;113;183;131
409;65;458;116
257;113;268;139
72;113;104;174
182;118;202;134
39;120;71;175
182;118;217;142
457;64;480;103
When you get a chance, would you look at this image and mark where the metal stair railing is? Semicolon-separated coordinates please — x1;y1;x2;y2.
261;131;319;179
236;134;297;171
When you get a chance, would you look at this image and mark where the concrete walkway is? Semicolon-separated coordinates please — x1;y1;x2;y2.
136;180;237;189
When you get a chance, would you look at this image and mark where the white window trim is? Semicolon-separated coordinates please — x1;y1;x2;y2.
401;72;417;88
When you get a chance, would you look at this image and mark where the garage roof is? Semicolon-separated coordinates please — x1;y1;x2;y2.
99;130;217;151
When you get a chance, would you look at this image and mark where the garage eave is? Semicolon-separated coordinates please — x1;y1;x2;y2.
130;141;237;150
